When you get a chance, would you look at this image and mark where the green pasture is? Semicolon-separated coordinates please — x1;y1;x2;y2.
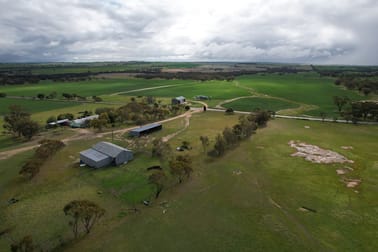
123;80;250;106
0;98;79;116
2;112;376;251
0;79;193;98
236;73;365;116
223;97;299;112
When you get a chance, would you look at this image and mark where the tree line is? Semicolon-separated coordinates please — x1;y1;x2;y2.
333;96;378;122
334;77;378;96
206;110;271;157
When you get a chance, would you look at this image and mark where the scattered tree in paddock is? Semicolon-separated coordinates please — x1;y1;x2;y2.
199;136;209;153
148;170;167;199
151;138;172;160
63;200;105;238
213;134;226;156
169;155;193;183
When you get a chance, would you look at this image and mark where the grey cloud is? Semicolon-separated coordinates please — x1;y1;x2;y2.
0;0;377;64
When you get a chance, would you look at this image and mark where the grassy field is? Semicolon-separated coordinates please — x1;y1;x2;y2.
1;72;370;117
0;98;79;115
122;80;251;107
0;78;193;98
236;73;366;116
68;115;378;252
223;97;299;112
1;111;377;251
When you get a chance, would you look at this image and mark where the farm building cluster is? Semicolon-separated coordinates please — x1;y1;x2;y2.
47;114;99;128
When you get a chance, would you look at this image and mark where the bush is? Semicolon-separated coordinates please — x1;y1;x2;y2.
0;92;6;98
225;108;234;115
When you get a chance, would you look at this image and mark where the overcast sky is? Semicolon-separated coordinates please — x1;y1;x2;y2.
0;0;377;64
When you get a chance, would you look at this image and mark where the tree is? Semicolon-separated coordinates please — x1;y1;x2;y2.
213;134;226;156
151;139;171;160
222;127;238;147
57;113;74;120
254;110;270;127
10;235;34;252
3;105;30;137
63;200;105;238
90;113;108;132
36;93;45;100
199;136;209;153
148;171;166;198
17;119;40;140
46;116;57;124
320;112;326;122
169;155;193;183
333;96;350;113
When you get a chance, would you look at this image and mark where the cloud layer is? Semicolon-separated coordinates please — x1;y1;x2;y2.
0;0;377;64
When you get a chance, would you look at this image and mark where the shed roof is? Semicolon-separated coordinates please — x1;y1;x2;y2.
130;123;162;133
175;96;185;100
92;141;129;158
72;114;99;124
80;149;110;162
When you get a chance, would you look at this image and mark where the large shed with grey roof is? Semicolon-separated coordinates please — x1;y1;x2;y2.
129;123;162;137
80;141;133;168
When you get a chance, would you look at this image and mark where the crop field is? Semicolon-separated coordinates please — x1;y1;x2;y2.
236;73;365;116
0;72;368;117
0;98;79;115
1;111;377;251
0;79;193;98
222;97;299;112
122;80;251;107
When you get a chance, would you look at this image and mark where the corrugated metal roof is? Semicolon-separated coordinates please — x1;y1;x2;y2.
80;149;109;162
130;123;162;133
72;114;99;124
92;141;129;158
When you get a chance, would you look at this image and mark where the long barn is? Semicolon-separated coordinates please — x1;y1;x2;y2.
129;123;162;137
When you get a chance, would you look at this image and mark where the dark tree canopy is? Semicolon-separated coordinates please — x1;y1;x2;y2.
148;170;166;199
63;200;105;238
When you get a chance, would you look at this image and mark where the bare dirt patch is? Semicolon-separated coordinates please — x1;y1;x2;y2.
342;178;362;188
289;140;353;164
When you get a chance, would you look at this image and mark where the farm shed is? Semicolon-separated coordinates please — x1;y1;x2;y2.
47;119;70;127
172;96;186;105
80;141;133;168
70;114;99;128
129;123;162;137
